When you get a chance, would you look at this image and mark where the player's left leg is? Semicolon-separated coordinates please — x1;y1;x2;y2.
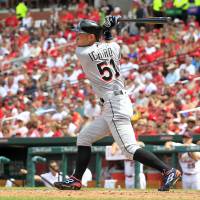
105;95;181;191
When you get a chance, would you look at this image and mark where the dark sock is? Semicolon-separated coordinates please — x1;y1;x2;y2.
73;146;91;180
134;148;171;173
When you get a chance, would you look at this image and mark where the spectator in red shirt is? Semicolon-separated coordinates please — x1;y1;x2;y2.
88;7;100;22
52;122;63;137
60;10;75;23
122;30;139;45
78;0;88;10
4;10;19;28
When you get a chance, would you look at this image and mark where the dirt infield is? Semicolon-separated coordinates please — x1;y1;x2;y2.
0;188;200;200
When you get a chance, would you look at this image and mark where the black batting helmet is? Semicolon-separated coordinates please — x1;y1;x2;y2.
72;19;102;41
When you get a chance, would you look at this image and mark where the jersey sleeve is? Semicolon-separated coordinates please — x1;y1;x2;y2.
109;42;121;61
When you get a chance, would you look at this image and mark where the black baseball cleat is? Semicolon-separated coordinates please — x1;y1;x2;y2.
158;168;181;191
54;176;82;190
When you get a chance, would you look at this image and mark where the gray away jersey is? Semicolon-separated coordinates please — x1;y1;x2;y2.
76;42;124;98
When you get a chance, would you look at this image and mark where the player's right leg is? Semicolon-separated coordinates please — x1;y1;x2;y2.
54;116;110;190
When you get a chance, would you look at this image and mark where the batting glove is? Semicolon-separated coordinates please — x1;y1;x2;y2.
103;15;121;29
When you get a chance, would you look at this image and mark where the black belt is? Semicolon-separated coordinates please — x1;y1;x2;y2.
183;173;196;176
125;175;133;178
100;90;124;104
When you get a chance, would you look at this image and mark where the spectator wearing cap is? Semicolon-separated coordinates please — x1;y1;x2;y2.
24;78;37;100
192;52;200;72
0;42;10;58
118;40;130;57
167;118;182;135
145;120;158;135
75;98;85;117
0;126;12;138
29;40;41;58
145;40;156;55
0;77;7;98
148;91;162;108
43;34;55;52
128;70;145;97
186;116;198;132
51;122;63;138
180;55;196;75
165;63;180;85
84;96;101;121
13;115;28;137
120;55;139;78
144;73;157;95
4;76;19;96
63;63;82;85
49;68;63;86
42;122;54;137
135;89;149;107
183;23;200;42
55;52;67;68
183;93;198;110
51;103;68;122
63;115;78;137
26;120;40;137
133;119;147;136
20;41;32;57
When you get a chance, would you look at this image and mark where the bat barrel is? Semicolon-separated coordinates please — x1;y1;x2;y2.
118;17;172;24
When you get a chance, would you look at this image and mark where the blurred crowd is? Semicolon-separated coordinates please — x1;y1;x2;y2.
0;0;200;138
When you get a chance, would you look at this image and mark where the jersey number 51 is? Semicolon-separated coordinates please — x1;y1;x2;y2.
97;59;120;82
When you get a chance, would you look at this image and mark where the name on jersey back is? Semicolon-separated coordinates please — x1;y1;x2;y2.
88;48;113;61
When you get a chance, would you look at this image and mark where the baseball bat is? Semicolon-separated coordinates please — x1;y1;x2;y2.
40;175;55;187
118;17;172;24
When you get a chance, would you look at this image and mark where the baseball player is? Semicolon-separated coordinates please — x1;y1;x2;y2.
165;131;200;190
54;16;181;191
